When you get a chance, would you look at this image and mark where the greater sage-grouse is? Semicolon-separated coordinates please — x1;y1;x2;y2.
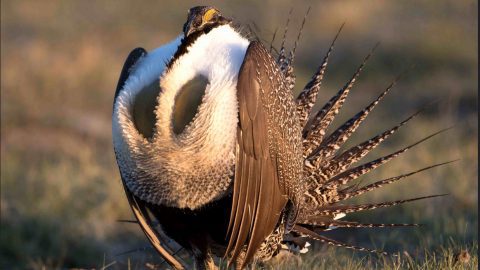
112;6;450;269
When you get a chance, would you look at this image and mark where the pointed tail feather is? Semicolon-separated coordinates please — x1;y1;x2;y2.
269;27;278;54
296;24;344;129
303;44;379;158
323;127;452;188
287;7;310;67
334;160;458;202
314;194;447;216
283;7;311;92
307;220;421;229
313;108;423;181
297;215;421;228
294;225;390;255
310;77;399;163
278;8;293;72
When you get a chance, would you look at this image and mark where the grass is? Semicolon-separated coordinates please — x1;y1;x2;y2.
93;242;478;269
1;0;477;269
266;243;478;270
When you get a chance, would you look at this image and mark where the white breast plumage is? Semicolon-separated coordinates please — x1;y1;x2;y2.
113;25;249;209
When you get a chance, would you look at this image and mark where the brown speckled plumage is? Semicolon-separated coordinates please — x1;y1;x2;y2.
225;40;305;267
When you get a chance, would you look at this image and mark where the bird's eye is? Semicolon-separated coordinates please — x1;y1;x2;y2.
172;75;208;134
193;18;202;27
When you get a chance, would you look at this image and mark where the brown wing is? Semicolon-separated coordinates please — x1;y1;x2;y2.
226;41;290;266
114;48;187;270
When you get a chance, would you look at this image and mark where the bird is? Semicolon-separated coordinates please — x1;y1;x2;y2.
112;6;452;270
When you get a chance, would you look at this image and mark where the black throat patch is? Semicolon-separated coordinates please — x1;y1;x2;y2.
166;25;219;70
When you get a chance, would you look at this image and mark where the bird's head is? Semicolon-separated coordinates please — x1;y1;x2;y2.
183;6;232;38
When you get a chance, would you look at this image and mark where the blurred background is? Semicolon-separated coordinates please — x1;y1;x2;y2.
1;0;477;269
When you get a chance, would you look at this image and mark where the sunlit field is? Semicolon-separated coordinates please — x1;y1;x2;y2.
1;1;477;269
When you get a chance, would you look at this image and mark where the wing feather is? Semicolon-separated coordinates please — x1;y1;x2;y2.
114;47;147;101
226;41;290;266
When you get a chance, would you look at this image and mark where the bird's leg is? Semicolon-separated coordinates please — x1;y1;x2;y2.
192;248;219;270
204;253;218;270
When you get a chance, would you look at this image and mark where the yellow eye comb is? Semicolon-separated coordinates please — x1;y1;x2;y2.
202;8;217;22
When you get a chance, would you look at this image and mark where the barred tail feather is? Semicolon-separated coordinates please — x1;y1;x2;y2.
314;194;447;216
297;215;421;228
310;77;398;163
296;24;344;129
303;44;379;157
294;225;390;255
283;7;311;91
334;160;458;202
323;127;451;188
278;8;293;72
316;109;423;181
287;7;310;67
306;220;420;229
270;17;452;259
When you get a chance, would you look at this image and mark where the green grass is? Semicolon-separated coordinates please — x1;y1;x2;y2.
1;0;477;269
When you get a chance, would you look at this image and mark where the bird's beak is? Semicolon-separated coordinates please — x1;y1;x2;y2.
183;20;196;38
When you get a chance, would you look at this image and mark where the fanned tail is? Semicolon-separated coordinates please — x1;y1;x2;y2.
273;25;453;257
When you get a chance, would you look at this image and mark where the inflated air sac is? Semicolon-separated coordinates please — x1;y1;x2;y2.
172;75;208;134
